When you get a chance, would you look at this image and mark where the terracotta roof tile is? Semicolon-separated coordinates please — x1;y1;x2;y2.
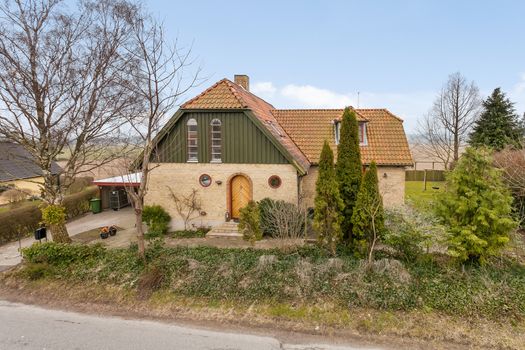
272;109;413;166
182;79;310;172
180;78;413;168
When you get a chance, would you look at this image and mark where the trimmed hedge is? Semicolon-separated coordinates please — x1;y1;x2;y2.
0;205;42;245
0;186;99;245
63;186;99;219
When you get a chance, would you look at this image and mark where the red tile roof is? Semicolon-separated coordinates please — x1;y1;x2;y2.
181;79;413;168
182;79;311;172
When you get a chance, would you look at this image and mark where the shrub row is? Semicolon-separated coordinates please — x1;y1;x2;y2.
0;205;42;245
62;186;99;219
0;186;99;245
18;242;525;320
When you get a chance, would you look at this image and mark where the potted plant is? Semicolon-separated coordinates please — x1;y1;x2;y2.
100;226;110;239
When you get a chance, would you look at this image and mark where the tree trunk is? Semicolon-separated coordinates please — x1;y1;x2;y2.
50;223;72;243
135;207;146;260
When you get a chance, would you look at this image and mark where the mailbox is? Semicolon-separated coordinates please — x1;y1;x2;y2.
34;227;47;240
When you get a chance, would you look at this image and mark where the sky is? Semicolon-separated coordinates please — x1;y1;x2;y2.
148;0;525;133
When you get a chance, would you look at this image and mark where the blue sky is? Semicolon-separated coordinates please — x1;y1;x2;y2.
149;0;525;132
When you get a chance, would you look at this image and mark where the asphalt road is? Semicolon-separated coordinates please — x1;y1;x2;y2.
0;300;377;350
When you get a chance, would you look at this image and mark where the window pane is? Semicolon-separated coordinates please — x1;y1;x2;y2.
210;119;221;161
187;119;198;161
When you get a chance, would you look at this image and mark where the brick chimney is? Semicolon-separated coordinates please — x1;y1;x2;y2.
234;74;249;91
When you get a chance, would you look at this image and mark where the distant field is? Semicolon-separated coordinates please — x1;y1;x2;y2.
405;181;445;209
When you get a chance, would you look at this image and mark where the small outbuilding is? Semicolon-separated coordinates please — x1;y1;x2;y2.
92;173;141;210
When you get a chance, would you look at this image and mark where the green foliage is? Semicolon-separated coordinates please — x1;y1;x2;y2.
169;229;208;239
0;205;42;245
336;107;362;242
258;197;274;236
314;141;344;254
17;263;53;280
469;88;525;150
351;162;385;258
22;242;106;265
436;147;516;264
239;201;262;242
142;205;171;234
384;208;435;262
13;242;525;320
62;186;99;218
41;204;66;226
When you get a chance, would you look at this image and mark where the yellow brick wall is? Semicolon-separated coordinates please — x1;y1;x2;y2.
300;166;406;209
145;163;299;230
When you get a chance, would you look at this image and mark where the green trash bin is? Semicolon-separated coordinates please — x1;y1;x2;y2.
89;198;102;214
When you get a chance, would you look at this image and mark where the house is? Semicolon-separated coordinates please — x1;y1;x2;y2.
145;75;413;230
0;141;61;198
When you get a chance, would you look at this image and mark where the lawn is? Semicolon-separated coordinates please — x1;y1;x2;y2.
405;181;445;209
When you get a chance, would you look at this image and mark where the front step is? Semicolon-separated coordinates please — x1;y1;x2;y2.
206;222;242;239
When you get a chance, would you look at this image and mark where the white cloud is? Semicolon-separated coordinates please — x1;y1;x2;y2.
280;84;353;108
251;82;276;96
252;81;435;133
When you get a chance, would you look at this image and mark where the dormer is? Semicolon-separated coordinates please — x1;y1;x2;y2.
334;120;368;146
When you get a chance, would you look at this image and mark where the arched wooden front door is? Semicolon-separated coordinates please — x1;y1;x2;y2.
230;175;251;219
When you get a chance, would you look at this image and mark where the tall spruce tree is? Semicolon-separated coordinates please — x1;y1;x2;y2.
336;107;362;244
436;147;516;264
351;162;385;260
469;88;524;150
314;141;344;255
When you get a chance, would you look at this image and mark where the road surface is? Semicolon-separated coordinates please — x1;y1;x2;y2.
0;300;378;350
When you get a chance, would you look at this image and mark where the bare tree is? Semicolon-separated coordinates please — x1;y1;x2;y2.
0;0;137;242
120;11;200;259
417;72;482;169
167;188;202;231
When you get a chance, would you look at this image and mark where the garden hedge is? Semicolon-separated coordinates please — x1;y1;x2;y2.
0;205;42;245
0;186;100;245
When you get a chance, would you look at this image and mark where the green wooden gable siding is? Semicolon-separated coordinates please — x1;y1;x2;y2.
154;111;289;164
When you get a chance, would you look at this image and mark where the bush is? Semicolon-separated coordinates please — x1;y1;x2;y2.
142;205;171;234
18;262;53;280
258;197;305;239
62;186;99;219
66;176;94;194
384;208;436;262
137;265;166;299
437;148;516;264
2;188;27;206
0;204;41;245
21;242;106;265
239;200;262;242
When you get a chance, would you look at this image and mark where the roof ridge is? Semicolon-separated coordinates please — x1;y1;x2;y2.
222;79;249;108
358;108;404;122
227;79;276;109
272;108;345;111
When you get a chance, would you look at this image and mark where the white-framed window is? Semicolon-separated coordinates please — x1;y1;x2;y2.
334;121;368;146
359;122;368;146
334;122;341;145
210;118;222;162
187;118;198;162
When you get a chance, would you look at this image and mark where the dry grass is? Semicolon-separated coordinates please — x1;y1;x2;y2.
1;276;523;350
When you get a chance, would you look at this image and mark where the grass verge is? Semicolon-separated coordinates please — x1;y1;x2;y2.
3;242;525;349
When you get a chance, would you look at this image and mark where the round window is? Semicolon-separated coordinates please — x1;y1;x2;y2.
199;174;212;187
268;175;282;189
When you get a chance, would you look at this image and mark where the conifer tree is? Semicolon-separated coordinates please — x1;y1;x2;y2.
336;107;362;244
351;162;385;261
436;147;516;264
314;141;344;255
469;88;524;150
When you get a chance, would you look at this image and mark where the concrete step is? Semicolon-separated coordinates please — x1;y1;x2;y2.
206;222;242;239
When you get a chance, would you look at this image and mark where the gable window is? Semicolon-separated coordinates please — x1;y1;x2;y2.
359;122;368;146
210;119;222;162
187;118;198;162
334;121;368;146
334;122;341;145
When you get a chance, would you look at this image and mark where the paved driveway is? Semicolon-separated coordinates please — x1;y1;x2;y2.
0;207;135;271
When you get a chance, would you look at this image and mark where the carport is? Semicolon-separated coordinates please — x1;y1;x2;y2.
92;173;141;210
